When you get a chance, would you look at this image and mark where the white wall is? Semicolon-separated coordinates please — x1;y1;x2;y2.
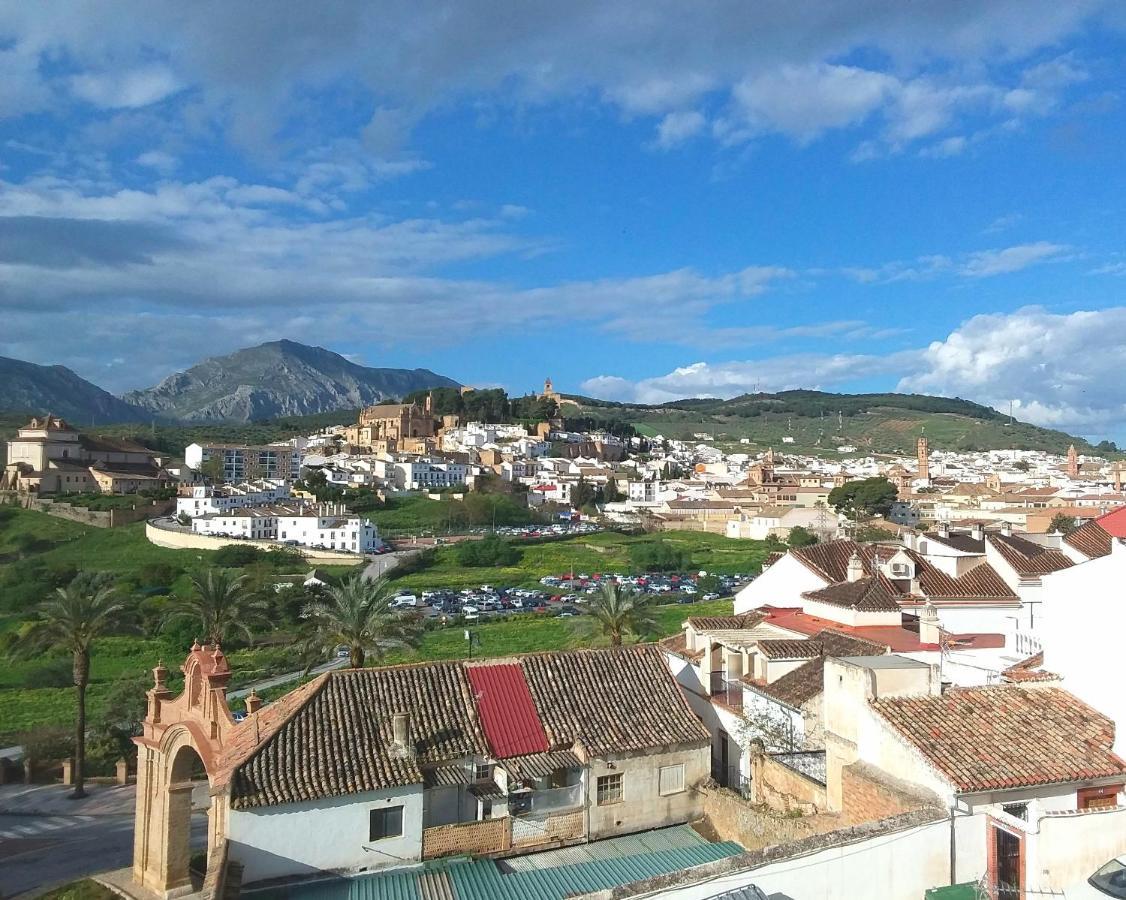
649;813;987;900
735;555;826;614
586;747;709;840
1037;544;1126;751
228;786;423;884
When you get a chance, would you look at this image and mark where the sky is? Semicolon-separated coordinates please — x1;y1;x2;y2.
1;2;1126;440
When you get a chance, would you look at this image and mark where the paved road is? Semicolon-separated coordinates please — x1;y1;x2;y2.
0;812;207;898
361;548;419;581
227;655;348;699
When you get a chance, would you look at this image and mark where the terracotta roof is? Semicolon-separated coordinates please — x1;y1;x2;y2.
746;630;889;708
500;750;584;781
466;663;550;758
687;614;766;632
872;686;1126;793
988;533;1074;577
1001;652;1060;684
222;662;487;809
791;541;875;583
1065;520;1113;560
902;549;1018;603
761;551;785;570
222;646;707;809
521;645;709;757
757;640;822;660
802;573;902;612
921;532;985;554
659;633;704;663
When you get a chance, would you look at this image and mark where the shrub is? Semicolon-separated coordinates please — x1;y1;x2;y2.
20;658;75;689
628;541;685;572
457;534;520;567
213;545;266;567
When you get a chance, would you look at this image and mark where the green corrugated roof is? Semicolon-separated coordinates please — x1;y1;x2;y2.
502;822;710;871
247;834;743;900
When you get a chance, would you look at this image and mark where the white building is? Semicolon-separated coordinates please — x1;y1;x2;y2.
185;442;301;482
175;480;290;518
389;458;470;490
191;501;381;554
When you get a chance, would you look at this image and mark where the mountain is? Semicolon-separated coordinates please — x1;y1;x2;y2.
123;340;460;422
0;356;149;425
566;389;1112;455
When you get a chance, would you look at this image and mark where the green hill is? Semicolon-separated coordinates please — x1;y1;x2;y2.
565;390;1115;456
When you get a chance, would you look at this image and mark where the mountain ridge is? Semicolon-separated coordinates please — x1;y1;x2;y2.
122;340;461;422
0;356;150;425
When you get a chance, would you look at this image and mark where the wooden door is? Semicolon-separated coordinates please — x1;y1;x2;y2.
994;826;1022;900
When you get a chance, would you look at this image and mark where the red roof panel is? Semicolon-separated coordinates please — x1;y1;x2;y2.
466;663;549;758
1097;506;1126;538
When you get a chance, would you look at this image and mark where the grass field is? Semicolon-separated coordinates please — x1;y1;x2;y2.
0;507;758;743
386;529;768;594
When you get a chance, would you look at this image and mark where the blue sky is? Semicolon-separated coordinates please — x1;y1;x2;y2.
1;2;1126;439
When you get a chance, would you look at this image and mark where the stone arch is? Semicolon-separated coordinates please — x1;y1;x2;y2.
133;644;235;898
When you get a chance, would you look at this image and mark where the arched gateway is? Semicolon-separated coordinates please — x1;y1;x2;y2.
133;642;240;897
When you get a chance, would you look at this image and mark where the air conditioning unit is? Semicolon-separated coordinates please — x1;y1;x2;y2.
890;563;909;576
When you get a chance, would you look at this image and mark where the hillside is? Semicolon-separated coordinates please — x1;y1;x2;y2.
568;390;1111;455
124;340;460;422
0;356;149;425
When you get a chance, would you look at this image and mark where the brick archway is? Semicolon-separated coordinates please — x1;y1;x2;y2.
133;643;236;897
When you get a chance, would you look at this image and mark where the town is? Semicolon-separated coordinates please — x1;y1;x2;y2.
3;382;1126;900
4;4;1126;899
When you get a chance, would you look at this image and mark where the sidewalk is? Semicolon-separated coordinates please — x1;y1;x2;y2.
0;783;136;817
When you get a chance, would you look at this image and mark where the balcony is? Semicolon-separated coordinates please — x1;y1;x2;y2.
710;672;744;711
520;782;583;817
1012;631;1042;657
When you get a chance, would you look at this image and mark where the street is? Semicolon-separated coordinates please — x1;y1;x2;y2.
0;811;207;898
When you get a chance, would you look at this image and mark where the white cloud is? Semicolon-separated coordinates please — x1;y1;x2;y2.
582;307;1126;440
0;2;1107;157
844;242;1069;283
654;110;707;148
70;66;182;109
960;241;1069;277
581;354;908;405
898;307;1126;435
135;150;179;174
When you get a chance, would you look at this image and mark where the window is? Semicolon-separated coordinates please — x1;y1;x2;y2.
369;805;403;841
474;763;493;782
659;764;686;796
597;773;623;805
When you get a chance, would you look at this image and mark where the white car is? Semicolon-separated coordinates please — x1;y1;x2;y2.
1070;856;1126;898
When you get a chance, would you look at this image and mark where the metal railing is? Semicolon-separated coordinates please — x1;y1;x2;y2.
709;672;744;710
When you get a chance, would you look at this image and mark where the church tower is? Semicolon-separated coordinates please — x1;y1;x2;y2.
917;435;930;483
1067;444;1079;479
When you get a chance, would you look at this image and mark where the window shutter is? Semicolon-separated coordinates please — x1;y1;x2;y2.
659;764;685;796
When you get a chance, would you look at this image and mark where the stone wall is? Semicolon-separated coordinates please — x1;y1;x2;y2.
22;496;174;528
840;761;938;827
751;752;828;815
698;783;841;851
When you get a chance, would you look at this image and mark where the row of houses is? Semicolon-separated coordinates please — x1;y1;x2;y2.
189;500;382;553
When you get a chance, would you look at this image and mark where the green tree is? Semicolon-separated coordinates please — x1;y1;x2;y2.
1048;513;1077;535
1013;460;1030;472
828;477;898;520
579;580;658;647
199;455;225;484
628;541;685;572
457;534;520;567
787;525;819;548
15;573;126;798
603;478;622;503
166;569;266;646
301;575;423;668
570;477;596;510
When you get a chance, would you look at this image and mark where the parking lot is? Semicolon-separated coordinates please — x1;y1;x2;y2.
391;570;754;622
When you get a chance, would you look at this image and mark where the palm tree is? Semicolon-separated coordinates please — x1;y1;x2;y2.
582;580;658;647
166;569;266;646
301;575;423;668
19;573;126;799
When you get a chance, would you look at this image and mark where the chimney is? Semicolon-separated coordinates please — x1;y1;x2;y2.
846;551;864;583
937;521;949;538
971;523;984;542
245;690;263;715
390;712;412;757
1000;520;1013;537
918;602;942;645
